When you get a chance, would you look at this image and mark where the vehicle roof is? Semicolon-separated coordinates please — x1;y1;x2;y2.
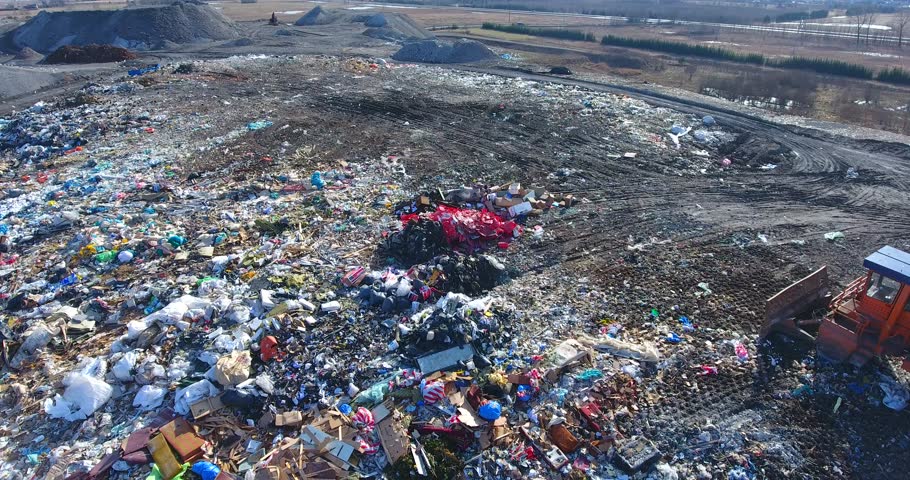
864;246;910;285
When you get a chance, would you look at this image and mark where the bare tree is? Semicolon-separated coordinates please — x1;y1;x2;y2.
866;13;877;45
893;10;910;48
855;9;867;45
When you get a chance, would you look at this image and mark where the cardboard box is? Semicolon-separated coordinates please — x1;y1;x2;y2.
275;411;304;427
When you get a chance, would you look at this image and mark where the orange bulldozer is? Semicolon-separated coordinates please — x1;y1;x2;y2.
761;246;910;371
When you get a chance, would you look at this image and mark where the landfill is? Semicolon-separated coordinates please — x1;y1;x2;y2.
0;53;908;480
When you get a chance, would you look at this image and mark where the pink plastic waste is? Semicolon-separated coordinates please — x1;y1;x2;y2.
401;205;521;251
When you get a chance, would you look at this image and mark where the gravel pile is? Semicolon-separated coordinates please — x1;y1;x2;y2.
294;6;368;26
14;47;41;60
392;39;496;63
1;1;243;53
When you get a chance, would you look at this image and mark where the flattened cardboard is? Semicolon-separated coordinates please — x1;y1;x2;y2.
548;423;580;453
416;345;475;374
147;433;182;480
159;417;205;463
190;393;225;420
376;417;409;464
275;411;304;427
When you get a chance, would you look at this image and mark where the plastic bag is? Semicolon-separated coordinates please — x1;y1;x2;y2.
126;295;211;339
214;350;251;387
174;379;219;416
401;204;520;252
44;372;113;421
191;461;221;480
133;385;167;411
255;373;275;395
478;400;502;421
112;351;139;382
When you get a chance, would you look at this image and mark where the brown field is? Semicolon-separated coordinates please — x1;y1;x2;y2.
3;0;909;133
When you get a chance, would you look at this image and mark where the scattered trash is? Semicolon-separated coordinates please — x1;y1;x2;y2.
824;231;845;241
247;120;274;130
0;51;895;480
879;376;909;411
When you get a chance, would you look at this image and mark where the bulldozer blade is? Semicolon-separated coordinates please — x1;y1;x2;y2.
761;266;830;342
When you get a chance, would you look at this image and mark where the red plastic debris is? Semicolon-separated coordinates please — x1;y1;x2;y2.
145;127;155;134
401;205;521;252
260;335;281;362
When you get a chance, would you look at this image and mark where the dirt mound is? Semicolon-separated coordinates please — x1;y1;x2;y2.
2;1;243;54
44;44;137;64
718;133;793;166
392;39;496;63
15;47;41;60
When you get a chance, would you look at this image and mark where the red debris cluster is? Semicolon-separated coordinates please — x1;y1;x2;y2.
401;205;521;252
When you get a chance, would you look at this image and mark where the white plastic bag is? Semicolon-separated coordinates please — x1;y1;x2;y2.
174;379;219;416
126;295;212;339
112;351;139;382
133;385;167;411
43;372;113;421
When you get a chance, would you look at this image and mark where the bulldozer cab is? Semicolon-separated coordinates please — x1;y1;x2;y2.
762;246;910;370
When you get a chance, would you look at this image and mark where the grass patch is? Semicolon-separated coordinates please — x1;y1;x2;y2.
482;22;595;42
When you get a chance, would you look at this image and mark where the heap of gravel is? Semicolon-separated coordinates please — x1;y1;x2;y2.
1;1;243;54
14;47;41;60
392;39;496;64
364;13;388;28
294;6;368;26
295;6;432;42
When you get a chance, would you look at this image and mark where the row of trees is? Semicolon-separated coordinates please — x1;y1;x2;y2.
599;35;765;64
766;10;829;23
481;23;596;42
599;34;910;84
877;67;910;85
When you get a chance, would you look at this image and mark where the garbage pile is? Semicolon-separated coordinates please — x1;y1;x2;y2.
0;54;904;480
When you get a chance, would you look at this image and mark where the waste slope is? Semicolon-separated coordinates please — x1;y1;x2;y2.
392;39;496;63
2;2;243;53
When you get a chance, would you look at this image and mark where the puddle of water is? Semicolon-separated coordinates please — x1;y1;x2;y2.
702;87;797;110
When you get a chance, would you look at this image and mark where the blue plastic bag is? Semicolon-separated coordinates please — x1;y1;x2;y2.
191;461;220;480
478;401;502;421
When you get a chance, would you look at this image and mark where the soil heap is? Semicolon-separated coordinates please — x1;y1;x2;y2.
392;39;496;63
1;1;243;54
44;44;137;64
